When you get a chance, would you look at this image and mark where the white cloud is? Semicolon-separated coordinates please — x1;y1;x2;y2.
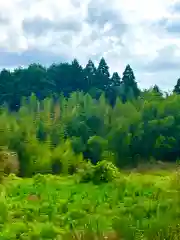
0;0;179;91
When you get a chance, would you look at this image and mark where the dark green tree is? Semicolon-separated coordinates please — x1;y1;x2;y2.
106;72;121;106
97;57;110;91
47;63;72;96
83;59;97;92
71;59;84;92
153;85;163;96
173;78;180;94
121;64;140;102
0;69;14;108
26;64;54;100
111;72;121;87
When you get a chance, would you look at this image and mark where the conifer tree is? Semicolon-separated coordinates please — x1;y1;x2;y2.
97;57;110;90
84;59;97;91
153;84;163;97
111;72;121;87
106;72;121;106
173;78;180;94
71;59;84;92
121;64;140;102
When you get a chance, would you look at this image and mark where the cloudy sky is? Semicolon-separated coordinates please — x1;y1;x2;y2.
0;0;180;90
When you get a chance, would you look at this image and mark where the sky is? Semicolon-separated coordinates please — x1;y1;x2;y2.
0;0;180;91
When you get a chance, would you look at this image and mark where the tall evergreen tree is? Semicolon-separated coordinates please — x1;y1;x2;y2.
111;72;121;87
121;64;140;102
153;84;160;93
173;78;180;94
97;57;110;90
152;84;163;97
106;72;121;106
84;59;97;92
71;59;84;92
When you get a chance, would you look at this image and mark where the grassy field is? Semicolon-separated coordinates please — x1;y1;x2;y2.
1;167;180;240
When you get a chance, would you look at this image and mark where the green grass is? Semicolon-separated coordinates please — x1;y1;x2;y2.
1;170;180;239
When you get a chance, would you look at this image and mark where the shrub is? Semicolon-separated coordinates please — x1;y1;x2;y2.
78;160;119;184
93;160;120;184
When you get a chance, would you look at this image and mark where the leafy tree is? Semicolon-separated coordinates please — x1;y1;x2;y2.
47;63;72;96
85;136;108;164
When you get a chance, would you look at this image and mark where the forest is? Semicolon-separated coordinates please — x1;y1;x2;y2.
1;58;180;239
0;57;180;175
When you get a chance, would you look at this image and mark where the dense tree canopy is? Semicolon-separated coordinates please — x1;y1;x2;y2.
0;58;139;110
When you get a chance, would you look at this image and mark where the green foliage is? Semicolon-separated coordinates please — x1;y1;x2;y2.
0;170;180;239
0;58;179;176
93;160;120;184
1;55;180;238
97;57;110;91
0;57;125;109
173;78;180;94
121;64;140;102
0;87;179;176
86;136;108;164
78;160;120;184
51;140;83;175
78;160;95;183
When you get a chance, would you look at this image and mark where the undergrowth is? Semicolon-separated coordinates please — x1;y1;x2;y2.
0;170;180;239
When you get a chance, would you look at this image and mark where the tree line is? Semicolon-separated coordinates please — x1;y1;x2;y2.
0;58;141;110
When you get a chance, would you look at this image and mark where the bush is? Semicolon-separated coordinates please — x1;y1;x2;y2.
93;160;120;184
78;160;120;184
